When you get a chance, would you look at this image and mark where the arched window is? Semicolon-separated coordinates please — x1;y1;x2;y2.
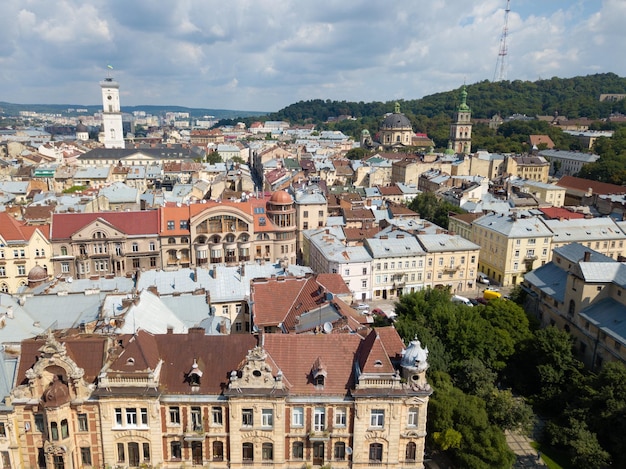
212;441;224;461
168;238;176;244
369;443;383;462
0;284;7;294
405;442;416;461
242;443;254;462
292;441;304;460
60;246;68;256
50;422;59;440
61;419;69;438
262;443;273;461
334;442;346;460
181;237;189;244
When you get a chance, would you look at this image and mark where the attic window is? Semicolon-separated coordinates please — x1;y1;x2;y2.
314;375;325;387
374;360;383;367
126;357;135;366
188;359;203;386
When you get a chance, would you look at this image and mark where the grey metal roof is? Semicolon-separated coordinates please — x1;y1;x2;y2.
365;236;424;258
307;230;372;264
578;263;626;287
474;213;552;237
524;262;568;303
417;234;480;252
579;297;626;344
545;217;626;243
553;243;614;264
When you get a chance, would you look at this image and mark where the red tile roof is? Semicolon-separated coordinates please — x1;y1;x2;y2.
0;212;49;241
50;211;160;239
539;207;585;220
155;331;257;394
251;274;352;330
17;334;108;385
263;334;362;394
556;175;626;196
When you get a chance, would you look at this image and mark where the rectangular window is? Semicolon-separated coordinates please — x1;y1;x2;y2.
133;258;140;269
126;408;137;425
132;243;139;252
167;220;175;230
78;413;88;432
0;451;9;469
334;407;347;427
212;406;223;426
407;407;418;427
242;408;253;427
191;407;202;431
171;441;182;460
262;409;273;428
0;267;4;277
17;265;26;276
80;447;92;465
35;414;45;432
180;220;189;229
370;409;385;427
303;222;308;229
303;210;309;218
319;210;324;217
362;279;367;288
362;267;367;275
140;408;148;425
292;407;304;427
150;257;157;267
143;442;150;461
169;406;180;424
61;262;70;273
314;407;325;432
149;241;155;251
117;443;125;463
115;408;122;426
0;424;4;437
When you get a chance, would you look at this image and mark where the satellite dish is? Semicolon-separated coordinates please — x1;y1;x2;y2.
323;322;333;334
346;447;353;455
66;276;73;283
176;252;182;259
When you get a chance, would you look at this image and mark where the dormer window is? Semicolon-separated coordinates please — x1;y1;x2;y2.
126;357;135;366
188;359;203;386
311;356;327;389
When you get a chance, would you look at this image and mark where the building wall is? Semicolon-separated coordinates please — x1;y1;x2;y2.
0;230;51;294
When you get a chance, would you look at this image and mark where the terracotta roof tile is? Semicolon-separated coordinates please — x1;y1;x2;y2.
263;334;361;394
51;211;160;239
155;332;257;394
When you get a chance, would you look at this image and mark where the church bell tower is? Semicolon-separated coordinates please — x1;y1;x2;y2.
449;85;472;155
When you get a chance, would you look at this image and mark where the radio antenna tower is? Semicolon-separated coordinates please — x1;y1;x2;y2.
493;0;511;82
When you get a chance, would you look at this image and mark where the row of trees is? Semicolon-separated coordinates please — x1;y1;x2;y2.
391;288;626;468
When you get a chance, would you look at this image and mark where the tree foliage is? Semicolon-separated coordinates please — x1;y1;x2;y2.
408;192;465;229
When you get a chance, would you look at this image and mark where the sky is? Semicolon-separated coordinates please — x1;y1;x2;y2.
0;0;625;113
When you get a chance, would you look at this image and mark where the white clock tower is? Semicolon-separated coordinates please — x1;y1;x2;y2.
100;74;125;149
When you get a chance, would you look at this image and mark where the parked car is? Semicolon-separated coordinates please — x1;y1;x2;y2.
452;295;473;307
355;303;369;310
483;289;502;300
477;272;490;285
371;308;385;316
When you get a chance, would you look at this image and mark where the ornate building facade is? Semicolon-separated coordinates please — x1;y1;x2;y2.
47;191;298;279
3;327;432;469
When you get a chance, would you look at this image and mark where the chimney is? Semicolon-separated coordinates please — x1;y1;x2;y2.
167;326;173;334
147;285;159;297
241;264;246;277
193;268;198;282
211;266;217;279
583;251;591;262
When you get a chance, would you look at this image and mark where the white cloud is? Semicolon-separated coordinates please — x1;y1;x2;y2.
0;0;622;112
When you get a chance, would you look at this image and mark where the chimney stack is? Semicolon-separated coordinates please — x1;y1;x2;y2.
583;251;591;262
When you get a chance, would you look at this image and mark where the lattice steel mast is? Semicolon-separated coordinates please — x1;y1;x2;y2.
493;0;511;82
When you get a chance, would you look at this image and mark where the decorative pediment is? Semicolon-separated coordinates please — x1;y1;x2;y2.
229;345;283;391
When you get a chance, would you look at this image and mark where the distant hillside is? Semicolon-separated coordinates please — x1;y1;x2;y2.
263;73;626;125
0;102;267;120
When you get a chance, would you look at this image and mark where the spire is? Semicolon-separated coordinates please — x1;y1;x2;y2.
458;86;470;112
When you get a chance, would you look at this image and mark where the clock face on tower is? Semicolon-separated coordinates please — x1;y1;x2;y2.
107;95;112;100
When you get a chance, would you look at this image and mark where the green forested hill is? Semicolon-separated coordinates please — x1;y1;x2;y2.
268;73;626;125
